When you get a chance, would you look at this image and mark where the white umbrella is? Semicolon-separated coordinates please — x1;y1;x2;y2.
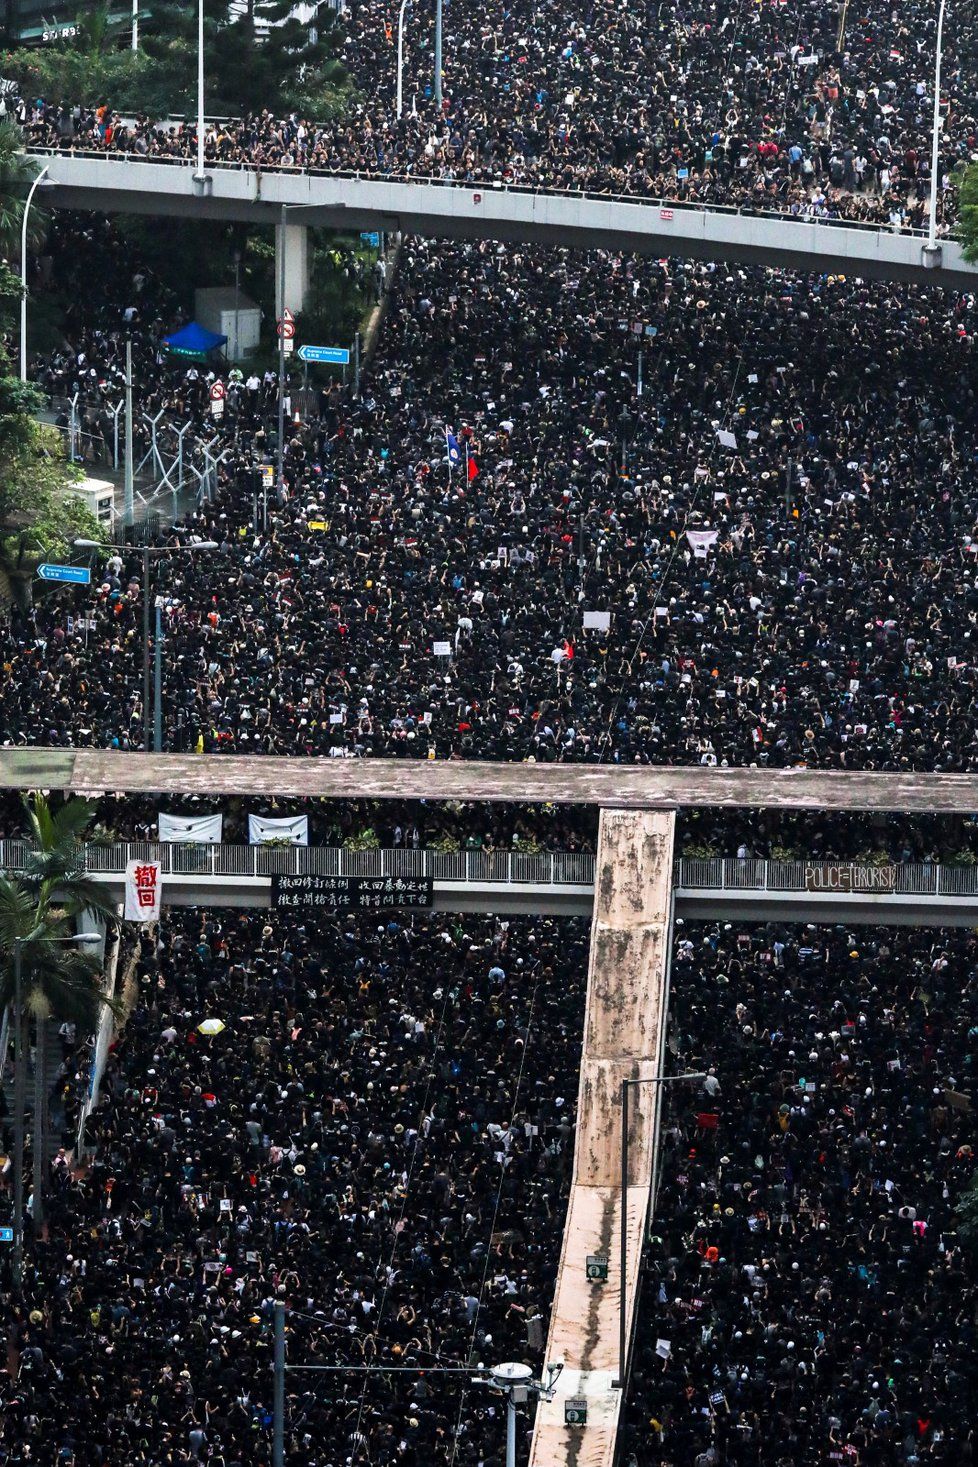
197;1018;226;1036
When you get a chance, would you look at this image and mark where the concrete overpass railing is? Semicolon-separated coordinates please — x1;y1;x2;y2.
28;149;978;289
0;838;595;886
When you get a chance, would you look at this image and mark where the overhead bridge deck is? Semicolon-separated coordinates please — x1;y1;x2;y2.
29;150;977;289
7;841;978;924
11;748;978;811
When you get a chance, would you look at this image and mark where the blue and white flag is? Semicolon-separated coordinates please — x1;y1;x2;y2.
446;428;461;467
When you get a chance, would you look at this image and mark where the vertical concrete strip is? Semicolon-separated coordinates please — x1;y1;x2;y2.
529;808;675;1467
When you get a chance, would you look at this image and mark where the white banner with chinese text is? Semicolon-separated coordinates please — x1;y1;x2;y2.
124;860;163;922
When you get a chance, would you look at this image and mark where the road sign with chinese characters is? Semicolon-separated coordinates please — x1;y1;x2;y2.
297;345;350;365
271;874;433;911
37;563;91;584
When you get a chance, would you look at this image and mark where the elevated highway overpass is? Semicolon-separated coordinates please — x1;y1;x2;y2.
29;149;978;294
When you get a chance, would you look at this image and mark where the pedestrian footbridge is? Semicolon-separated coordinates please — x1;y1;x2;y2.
29;149;978;292
530;809;675;1467
5;839;977;925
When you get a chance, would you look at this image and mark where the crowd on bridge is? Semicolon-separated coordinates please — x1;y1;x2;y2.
2;907;588;1465
621;922;978;1466
18;0;978;232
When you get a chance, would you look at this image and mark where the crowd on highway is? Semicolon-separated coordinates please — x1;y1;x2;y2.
19;0;978;230
621;922;978;1467
9;219;978;774
3;908;588;1466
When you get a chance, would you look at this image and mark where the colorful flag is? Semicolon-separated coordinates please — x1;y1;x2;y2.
446;429;461;467
467;453;479;481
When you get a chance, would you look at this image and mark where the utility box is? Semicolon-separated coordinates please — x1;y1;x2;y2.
195;287;261;362
565;1398;588;1427
62;475;115;529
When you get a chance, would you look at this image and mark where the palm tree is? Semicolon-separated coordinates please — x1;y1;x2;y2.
0;119;40;257
2;794;118;1243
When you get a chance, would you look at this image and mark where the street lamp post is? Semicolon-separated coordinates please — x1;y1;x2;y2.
75;540;217;751
928;0;948;253
11;931;101;1290
470;1362;561;1467
612;1071;706;1391
434;0;443;107
20;165;49;383
396;0;411;118
278;203;287;528
196;0;206;183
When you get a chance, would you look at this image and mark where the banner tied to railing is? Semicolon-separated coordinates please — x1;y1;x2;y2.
804;864;897;894
248;814;309;846
158;813;223;844
271;874;433;910
124;859;163;921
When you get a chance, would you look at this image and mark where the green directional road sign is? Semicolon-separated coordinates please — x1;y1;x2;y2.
565;1398;588;1427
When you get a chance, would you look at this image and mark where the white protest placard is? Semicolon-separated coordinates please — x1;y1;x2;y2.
686;529;719;560
716;429;738;450
583;610;611;631
432;640;452;656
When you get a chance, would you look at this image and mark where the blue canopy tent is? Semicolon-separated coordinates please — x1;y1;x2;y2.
163;321;228;360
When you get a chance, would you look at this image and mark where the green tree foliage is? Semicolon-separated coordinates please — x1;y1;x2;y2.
958;163;978;262
2;0;350;119
0;118;41;252
144;0;350;116
0;260;101;604
1;793;120;1234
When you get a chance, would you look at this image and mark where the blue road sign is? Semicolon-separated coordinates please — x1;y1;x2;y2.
360;231;380;247
297;345;350;366
0;1226;13;1244
37;562;91;585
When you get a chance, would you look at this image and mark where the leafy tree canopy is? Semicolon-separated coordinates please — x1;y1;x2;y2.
957;163;978;263
1;0;350;119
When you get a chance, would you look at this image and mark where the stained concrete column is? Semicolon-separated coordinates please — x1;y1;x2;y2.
274;222;311;316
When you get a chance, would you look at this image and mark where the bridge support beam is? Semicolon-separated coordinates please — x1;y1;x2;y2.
275;221;311;317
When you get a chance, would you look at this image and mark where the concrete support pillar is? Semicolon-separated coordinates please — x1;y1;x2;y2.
274;222;311;316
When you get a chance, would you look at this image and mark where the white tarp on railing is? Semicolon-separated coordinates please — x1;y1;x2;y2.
158;813;223;843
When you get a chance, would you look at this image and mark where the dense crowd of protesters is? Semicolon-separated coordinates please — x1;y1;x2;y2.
9;219;978;775
621;923;978;1466
18;0;978;231
2;907;587;1465
3;4;978;1458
